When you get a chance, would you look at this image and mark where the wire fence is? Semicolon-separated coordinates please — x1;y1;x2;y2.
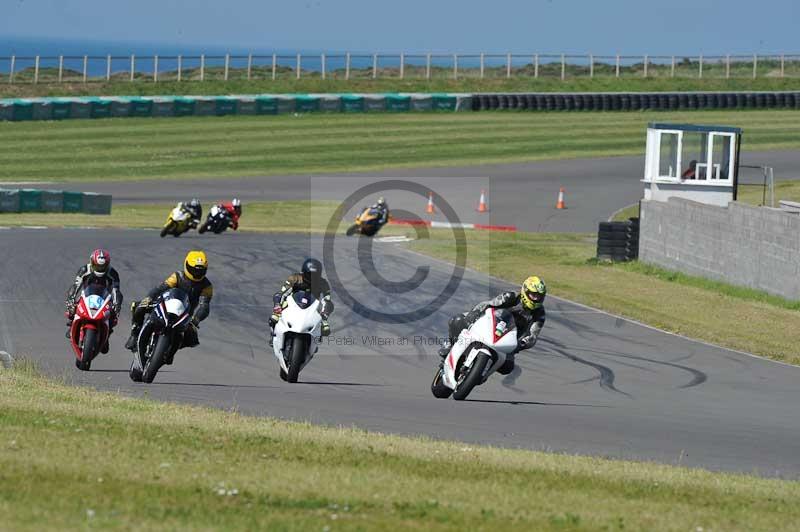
2;52;799;84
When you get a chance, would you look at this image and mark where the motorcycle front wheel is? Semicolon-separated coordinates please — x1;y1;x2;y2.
431;368;453;399
77;328;97;371
452;353;491;401
143;334;171;383
286;335;308;383
345;224;359;236
160;221;175;238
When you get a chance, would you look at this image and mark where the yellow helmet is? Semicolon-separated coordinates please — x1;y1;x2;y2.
184;250;208;282
520;276;546;310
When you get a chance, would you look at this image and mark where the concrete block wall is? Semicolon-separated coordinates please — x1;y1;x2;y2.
640;197;800;300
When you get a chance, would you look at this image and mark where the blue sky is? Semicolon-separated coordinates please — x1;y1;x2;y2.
1;0;798;54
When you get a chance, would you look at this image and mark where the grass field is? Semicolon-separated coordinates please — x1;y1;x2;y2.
1;110;799;183
2;361;798;531
3;76;800;98
3;198;800;365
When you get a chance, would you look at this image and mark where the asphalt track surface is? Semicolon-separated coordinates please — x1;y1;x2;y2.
4;227;800;478
52;150;800;233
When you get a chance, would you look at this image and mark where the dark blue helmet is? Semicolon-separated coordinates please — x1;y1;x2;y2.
302;258;322;284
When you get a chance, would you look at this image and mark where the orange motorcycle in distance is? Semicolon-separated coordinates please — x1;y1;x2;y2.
345;206;387;237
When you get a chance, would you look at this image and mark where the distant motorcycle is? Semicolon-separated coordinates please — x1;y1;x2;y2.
431;307;518;400
68;283;113;371
129;288;192;383
272;290;323;383
346;206;386;237
160;205;196;238
198;205;232;235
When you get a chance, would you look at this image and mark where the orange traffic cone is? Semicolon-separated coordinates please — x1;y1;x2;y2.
426;191;435;214
477;189;489;213
556;187;566;209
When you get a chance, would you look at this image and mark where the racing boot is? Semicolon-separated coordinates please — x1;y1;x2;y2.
100;338;110;354
321;320;331;337
65;311;74;338
124;325;140;352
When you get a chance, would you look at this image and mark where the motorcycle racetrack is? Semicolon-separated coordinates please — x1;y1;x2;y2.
47;149;800;233
4;227;800;478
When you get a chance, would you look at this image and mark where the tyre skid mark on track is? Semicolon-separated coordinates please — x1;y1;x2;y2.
542;339;631;398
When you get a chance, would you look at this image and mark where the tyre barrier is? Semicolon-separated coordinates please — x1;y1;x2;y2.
596;218;640;262
470;92;800;112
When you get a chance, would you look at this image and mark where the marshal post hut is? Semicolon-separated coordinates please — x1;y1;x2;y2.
642;122;742;207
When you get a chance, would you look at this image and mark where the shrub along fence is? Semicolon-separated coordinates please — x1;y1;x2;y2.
0;189;112;214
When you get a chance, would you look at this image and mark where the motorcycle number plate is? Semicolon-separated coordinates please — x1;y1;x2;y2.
86;294;104;310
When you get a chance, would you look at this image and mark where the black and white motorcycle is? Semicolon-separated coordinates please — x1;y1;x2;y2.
198;204;231;234
129;288;192;384
431;307;518;400
271;290;323;383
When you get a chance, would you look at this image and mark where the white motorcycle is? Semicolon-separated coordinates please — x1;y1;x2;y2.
431;307;518;400
272;290;322;383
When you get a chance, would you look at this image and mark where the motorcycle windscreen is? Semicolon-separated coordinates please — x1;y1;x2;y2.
81;283;110;315
292;290;317;309
159;288;191;327
491;309;516;344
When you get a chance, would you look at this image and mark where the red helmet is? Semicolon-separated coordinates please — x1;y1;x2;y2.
90;249;111;277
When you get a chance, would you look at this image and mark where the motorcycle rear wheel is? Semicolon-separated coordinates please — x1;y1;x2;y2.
77;328;97;371
452;353;491;401
286;335;308;383
143;334;171;383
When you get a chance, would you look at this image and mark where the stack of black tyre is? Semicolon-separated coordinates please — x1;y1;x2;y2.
597;218;640;261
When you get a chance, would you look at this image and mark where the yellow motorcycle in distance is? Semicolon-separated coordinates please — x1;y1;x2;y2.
346;206;387;237
160;205;196;238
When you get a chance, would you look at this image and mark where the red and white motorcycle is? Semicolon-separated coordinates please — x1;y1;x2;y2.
431;308;518;400
68;283;113;371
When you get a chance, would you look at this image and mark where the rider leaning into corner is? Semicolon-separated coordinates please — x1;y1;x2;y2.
65;249;123;352
124;250;213;352
220;198;242;230
371;196;390;226
269;258;334;346
178;198;203;227
438;276;547;374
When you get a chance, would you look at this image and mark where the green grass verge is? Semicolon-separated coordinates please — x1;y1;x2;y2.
1;110;800;183
2;361;798;531
4;76;800;98
0;201;342;233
